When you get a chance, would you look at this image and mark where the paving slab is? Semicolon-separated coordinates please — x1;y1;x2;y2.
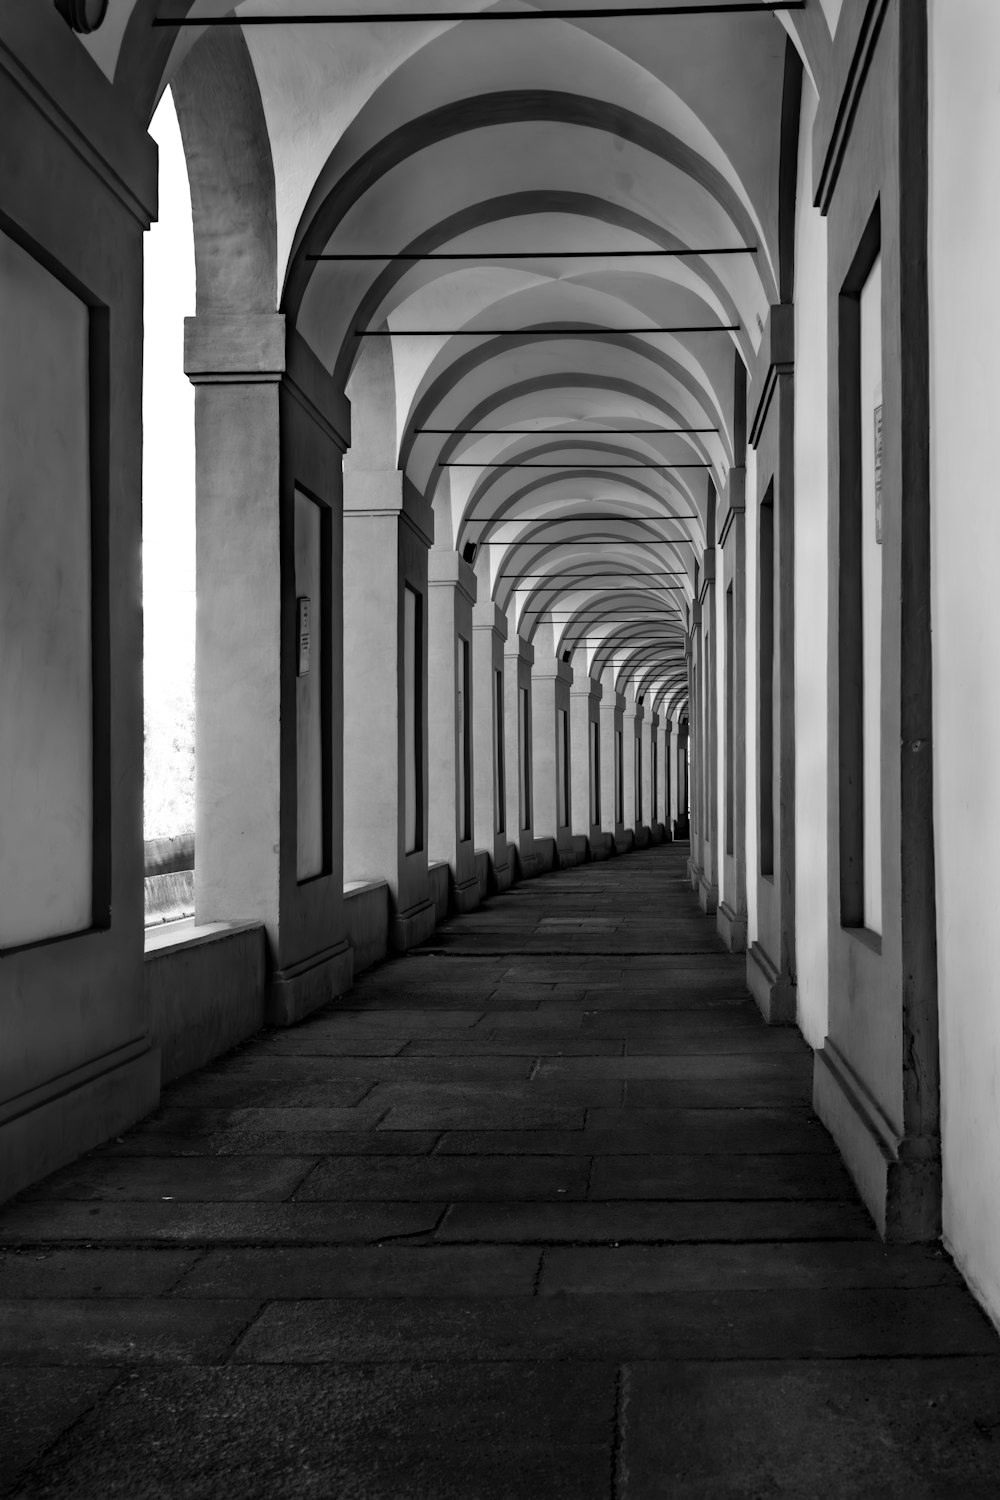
232;1287;996;1364
619;1358;1000;1499
295;1155;590;1202
104;1130;440;1158
0;1299;257;1366
21;1157;315;1203
0;1368;119;1491
10;1364;616;1500
434;1199;875;1244
586;1153;854;1201
174;1246;542;1299
0;1249;200;1298
0;1202;445;1246
539;1242;964;1294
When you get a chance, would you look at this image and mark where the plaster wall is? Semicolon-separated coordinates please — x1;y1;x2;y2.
294;489;323;882
792;78;831;1049
928;0;1000;1325
0;229;93;949
472;601;509;883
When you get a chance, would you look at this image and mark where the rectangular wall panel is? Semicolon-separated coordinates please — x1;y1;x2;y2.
0;230;93;949
294;488;323;882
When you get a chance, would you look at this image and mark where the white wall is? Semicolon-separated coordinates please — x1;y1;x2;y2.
792;79;830;1049
0;230;93;948
143;89;196;842
929;0;1000;1330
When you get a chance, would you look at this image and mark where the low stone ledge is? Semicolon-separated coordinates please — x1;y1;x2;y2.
344;880;389;975
144;919;266;1085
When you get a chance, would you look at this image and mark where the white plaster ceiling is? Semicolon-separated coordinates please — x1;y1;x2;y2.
91;0;828;713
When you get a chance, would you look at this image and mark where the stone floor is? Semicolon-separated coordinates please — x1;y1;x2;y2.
2;844;1000;1498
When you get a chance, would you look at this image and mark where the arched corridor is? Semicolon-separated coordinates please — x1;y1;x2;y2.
4;0;1000;1490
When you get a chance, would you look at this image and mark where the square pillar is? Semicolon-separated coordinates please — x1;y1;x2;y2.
717;473;748;953
473;600;512;891
504;633;536;878
428;550;479;913
698;553;720;915
623;688;646;843
531;654;575;860
187;317;353;1025
642;709;659;841
571;673;605;854
343;469;436;951
600;684;627;850
659;717;674;841
675;719;690;839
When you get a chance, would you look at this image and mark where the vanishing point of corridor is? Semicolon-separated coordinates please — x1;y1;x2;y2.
2;845;998;1498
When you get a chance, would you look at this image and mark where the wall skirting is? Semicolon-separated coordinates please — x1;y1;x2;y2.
814;1039;941;1242
717;900;748;953
0;1042;160;1203
747;940;796;1025
267;938;353;1026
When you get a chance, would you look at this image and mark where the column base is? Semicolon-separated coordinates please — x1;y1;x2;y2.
0;1040;161;1204
687;856;701;890
716;900;748;953
390;897;437;953
588;832;614;861
650;822;668;846
746;941;797;1025
493;859;513;893
698;875;719;915
634;824;652;849
268;939;353;1026
615;831;634;856
813;1040;941;1242
450;872;481;915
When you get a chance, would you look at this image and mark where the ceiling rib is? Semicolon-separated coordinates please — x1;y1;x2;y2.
155;4;804;24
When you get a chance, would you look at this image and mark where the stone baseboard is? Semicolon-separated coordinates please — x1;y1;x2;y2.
450;873;481;914
697;875;719;915
746;940;796;1025
390;898;438;953
716;900;748;953
813;1040;941;1242
493;859;513;892
687;856;701;890
267;939;354;1026
0;1040;161;1204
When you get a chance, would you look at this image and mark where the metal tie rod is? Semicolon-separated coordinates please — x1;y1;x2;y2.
418;426;718;434
155;4;804;25
356;325;738;336
443;461;711;468
310;247;754;261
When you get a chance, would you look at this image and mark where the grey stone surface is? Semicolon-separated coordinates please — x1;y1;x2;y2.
1;846;997;1497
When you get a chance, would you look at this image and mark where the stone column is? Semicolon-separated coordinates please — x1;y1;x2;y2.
642;709;658;841
600;680;626;851
663;716;675;833
187;315;353;1022
472;600;512;891
717;469;748;953
531;653;575;867
428;550;479;913
686;616;701;885
504;633;536;878
698;550;719;914
571;672;606;856
343;465;436;951
622;687;645;845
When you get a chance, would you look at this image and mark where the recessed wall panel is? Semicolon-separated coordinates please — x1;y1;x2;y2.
0;230;93;949
295;488;323;882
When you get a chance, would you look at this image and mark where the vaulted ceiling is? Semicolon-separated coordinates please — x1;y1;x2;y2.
82;0;840;718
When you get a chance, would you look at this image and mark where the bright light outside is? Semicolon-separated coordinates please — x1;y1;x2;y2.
143;89;196;846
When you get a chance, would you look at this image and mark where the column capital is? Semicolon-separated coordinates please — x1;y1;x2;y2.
184;314;285;385
473;600;508;638
533;656;573;686
429;549;477;607
600;690;626;715
570;676;602;703
504;634;535;668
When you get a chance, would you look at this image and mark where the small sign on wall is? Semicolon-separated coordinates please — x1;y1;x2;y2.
874;397;884;544
297;596;311;676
